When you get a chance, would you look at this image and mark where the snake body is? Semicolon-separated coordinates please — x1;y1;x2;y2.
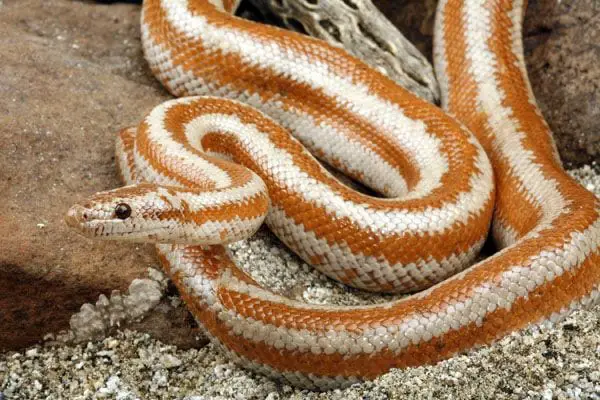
66;0;600;389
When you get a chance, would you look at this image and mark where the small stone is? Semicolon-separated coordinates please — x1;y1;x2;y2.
160;354;182;369
96;294;110;310
214;364;232;378
153;371;168;387
70;303;106;342
123;279;162;320
25;348;38;358
148;267;166;286
42;333;56;342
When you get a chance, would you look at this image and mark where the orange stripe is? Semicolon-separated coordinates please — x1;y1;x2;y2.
490;0;562;170
116;127;138;184
135;116;255;192
140;6;498;291
217;177;599;332
139;0;600;384
221;0;237;13
161;99;482;212
203;127;493;284
440;0;542;239
130;97;492;290
161;104;258;189
155;189;269;228
157;245;258;285
197;103;494;282
143;0;423;192
166;245;600;379
142;0;493;199
214;250;600;378
135;121;214;189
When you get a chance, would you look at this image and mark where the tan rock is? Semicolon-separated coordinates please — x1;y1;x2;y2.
524;0;599;166
0;0;168;350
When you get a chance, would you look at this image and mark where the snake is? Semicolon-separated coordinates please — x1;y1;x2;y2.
65;0;600;390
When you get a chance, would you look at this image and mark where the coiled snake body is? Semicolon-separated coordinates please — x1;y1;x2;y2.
66;0;600;389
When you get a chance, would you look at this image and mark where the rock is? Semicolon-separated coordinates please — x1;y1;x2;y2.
69;303;107;342
160;354;183;369
123;279;162;320
0;0;168;350
524;0;600;166
67;277;163;343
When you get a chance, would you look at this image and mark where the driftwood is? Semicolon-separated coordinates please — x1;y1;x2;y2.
243;0;440;103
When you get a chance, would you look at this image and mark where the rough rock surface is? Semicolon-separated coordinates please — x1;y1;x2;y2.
0;0;598;368
0;0;168;350
244;0;441;103
374;0;600;166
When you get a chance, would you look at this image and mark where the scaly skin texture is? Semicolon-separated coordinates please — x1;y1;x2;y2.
66;0;600;390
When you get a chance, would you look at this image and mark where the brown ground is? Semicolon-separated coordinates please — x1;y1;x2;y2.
0;0;598;350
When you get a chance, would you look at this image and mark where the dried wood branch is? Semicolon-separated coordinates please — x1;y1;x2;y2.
243;0;440;103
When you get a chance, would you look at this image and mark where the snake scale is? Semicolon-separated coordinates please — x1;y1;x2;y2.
65;0;600;389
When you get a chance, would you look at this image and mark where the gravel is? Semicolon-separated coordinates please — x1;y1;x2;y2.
1;163;599;399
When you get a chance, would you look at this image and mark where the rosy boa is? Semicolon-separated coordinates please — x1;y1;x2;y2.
65;0;600;389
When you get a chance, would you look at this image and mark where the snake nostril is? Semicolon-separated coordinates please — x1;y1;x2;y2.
83;212;88;220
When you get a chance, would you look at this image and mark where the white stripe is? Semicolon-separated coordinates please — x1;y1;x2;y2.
158;243;361;388
268;206;485;292
115;130;137;185
157;0;457;199
506;0;562;164
144;101;233;189
133;148;182;187
143;29;411;198
183;109;410;197
143;19;419;198
215;218;600;355
165;174;266;211
180;111;492;235
492;220;519;248
433;0;451;108
463;0;568;231
158;242;600;388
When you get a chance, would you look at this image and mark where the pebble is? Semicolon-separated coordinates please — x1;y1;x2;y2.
0;166;599;399
160;354;182;369
25;349;38;358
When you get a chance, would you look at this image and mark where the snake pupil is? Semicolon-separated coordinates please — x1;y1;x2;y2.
115;203;132;220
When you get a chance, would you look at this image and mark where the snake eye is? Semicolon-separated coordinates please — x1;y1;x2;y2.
114;203;132;220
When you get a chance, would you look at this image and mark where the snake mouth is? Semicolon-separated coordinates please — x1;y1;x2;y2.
65;204;126;238
65;204;89;229
65;204;171;241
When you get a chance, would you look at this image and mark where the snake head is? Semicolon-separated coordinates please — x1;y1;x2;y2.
65;183;179;242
